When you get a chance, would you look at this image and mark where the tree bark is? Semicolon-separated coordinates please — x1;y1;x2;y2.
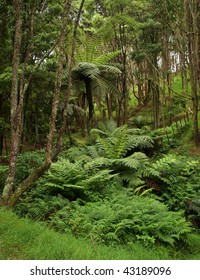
1;0;22;205
184;0;200;146
85;78;94;132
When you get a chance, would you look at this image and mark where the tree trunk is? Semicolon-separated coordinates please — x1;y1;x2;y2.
184;0;200;146
85;78;94;132
152;82;160;129
0;94;3;157
1;0;22;205
151;58;160;129
6;162;51;208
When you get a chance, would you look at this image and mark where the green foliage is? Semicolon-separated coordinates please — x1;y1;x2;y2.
35;157;117;201
48;191;192;246
129;115;150;128
16;187;192;247
90;121;154;159
0;117;10;137
143;154;200;211
186;197;200;228
15;191;70;221
0;164;8;190
95;50;121;65
15;151;44;185
64;122;153;187
188;198;200;217
2;207;192;260
75;34;120;65
12;119;199;254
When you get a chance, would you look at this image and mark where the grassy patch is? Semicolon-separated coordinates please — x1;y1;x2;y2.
0;208;200;260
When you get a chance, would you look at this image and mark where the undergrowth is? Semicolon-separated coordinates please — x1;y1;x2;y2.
1;208;200;260
1;121;200;259
0;208;180;260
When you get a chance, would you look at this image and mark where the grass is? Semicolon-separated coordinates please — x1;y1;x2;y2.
1;208;200;260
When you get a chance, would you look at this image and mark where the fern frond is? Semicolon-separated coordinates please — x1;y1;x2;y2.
98;120;118;135
65;147;87;162
75;62;101;79
45;182;85;190
81;169;116;187
95;137;114;158
126;135;154;151
86;145;100;159
75;34;102;63
90;128;110;138
84;157;112;170
114;157;141;170
94;50;121;65
98;64;122;75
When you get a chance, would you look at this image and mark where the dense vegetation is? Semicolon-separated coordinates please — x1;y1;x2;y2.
2;208;200;260
0;0;200;259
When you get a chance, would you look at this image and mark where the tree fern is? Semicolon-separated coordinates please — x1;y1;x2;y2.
90;119;117;138
75;35;101;63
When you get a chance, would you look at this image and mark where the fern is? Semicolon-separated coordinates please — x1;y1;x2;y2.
126;135;154;151
114;152;149;169
75;34;120;65
75;35;101;63
86;145;100;159
65;146;88;162
95;50;121;65
84;157;112;170
64;122;154;189
142;154;200;211
48;192;192;246
36;157;118;202
95;126;128;159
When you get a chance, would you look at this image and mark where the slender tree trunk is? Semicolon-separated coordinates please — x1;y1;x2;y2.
152;82;160;129
184;0;200;146
0;94;3;157
53;0;85;156
85;78;94;132
1;0;22;205
122;48;128;124
150;58;160;129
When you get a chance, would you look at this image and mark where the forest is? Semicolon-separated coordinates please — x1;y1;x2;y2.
0;0;200;260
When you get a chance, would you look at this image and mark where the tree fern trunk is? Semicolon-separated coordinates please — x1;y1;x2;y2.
85;78;93;132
